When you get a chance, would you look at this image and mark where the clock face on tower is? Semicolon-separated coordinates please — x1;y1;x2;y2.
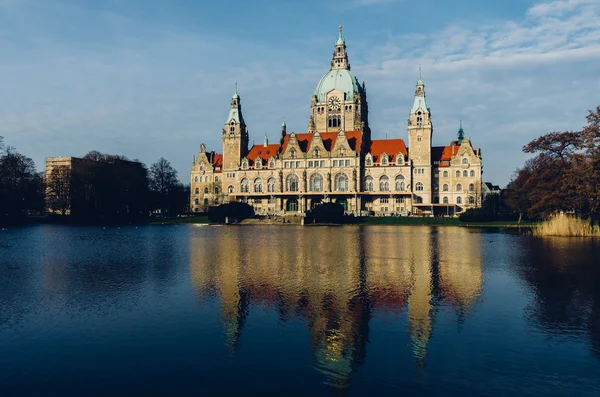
328;96;341;111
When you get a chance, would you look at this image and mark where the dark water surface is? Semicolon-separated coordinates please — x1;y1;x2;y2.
1;225;599;396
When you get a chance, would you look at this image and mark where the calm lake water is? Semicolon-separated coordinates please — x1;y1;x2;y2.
1;225;599;396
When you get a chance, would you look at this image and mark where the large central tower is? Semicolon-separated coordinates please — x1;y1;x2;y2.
309;26;368;133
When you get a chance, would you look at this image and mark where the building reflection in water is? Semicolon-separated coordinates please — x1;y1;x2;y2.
189;225;483;387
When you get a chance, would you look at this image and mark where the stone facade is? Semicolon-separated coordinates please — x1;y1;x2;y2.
190;26;483;216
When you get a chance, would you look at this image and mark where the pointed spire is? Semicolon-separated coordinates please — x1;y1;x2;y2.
232;82;239;99
417;66;424;86
331;25;350;70
282;117;286;127
336;24;345;45
457;120;465;144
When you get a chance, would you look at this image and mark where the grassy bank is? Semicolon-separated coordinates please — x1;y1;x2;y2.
534;214;600;237
354;216;535;227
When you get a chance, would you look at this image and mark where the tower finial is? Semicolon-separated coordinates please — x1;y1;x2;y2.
235;82;238;95
419;65;422;80
336;24;345;46
282;117;286;127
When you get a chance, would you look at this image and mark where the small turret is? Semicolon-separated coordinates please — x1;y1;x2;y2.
264;133;268;147
457;121;465;145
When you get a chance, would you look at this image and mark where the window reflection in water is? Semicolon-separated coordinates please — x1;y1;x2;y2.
189;226;483;388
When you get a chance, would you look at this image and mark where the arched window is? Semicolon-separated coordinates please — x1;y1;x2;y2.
241;178;249;193
457;196;463;204
195;198;199;205
269;159;275;169
254;178;263;193
443;171;448;178
381;155;388;166
204;187;209;194
469;183;475;192
463;170;468;177
365;155;373;166
228;185;234;193
469;196;475;204
314;148;320;158
416;182;424;191
204;198;209;205
456;184;463;192
443;196;448;204
470;170;475;177
456;170;460;178
215;176;218;182
443;184;449;192
286;174;299;192
397;155;405;166
255;159;262;169
215;188;219;195
364;176;374;191
194;176;198;183
242;158;249;170
395;175;405;191
267;178;276;192
195;188;199;194
309;174;323;192
462;158;468;165
290;148;296;159
379;175;389;191
334;174;348;192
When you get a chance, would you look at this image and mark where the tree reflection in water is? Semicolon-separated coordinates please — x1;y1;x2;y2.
189;226;484;389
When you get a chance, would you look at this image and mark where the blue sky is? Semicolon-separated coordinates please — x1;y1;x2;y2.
1;0;598;186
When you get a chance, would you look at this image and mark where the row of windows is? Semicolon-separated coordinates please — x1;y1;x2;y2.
364;175;406;192
237;174;351;193
194;198;218;205
284;161;302;168
441;196;476;205
194;187;220;195
378;198;405;204
365;156;405;167
441;170;477;178
442;183;476;192
194;175;218;183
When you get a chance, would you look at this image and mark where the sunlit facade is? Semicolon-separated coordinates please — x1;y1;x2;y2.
191;26;483;216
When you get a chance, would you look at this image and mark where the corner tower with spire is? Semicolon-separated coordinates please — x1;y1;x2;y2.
408;69;434;205
222;85;249;171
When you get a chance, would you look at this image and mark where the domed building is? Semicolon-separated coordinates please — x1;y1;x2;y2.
190;26;483;216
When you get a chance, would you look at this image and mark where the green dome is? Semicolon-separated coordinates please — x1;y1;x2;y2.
314;69;362;102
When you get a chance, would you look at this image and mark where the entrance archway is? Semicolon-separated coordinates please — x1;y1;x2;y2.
311;198;322;209
336;198;348;211
286;198;298;212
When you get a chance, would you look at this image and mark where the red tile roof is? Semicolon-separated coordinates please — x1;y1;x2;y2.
368;139;408;163
211;153;223;172
247;144;280;165
432;144;459;166
280;131;362;154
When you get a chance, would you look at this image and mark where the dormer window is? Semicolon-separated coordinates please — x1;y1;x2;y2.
365;154;373;166
241;158;249;170
396;155;405;166
462;157;468;165
255;158;262;169
268;159;275;169
381;153;388;166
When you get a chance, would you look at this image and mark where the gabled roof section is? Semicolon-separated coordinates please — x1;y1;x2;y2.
247;144;280;165
432;145;459;166
368;139;408;163
281;131;362;154
212;153;223;172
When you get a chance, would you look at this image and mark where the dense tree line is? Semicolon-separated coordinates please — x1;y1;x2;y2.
0;138;190;224
0;137;44;224
504;107;600;223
